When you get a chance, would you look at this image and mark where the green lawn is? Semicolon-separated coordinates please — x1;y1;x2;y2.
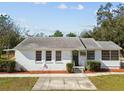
0;77;38;91
89;74;124;91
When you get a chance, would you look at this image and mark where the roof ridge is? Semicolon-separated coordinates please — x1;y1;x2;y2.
81;38;94;39
97;40;112;42
28;37;79;38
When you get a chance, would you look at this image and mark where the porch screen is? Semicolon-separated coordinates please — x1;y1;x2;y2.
87;51;95;60
102;50;110;60
36;51;42;61
56;51;61;61
46;51;52;61
111;50;119;60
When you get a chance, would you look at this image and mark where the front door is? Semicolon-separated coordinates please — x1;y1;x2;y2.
72;50;79;66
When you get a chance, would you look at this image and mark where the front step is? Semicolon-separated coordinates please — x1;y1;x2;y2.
73;66;84;73
74;68;82;73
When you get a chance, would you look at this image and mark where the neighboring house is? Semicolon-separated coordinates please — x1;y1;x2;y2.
14;37;122;71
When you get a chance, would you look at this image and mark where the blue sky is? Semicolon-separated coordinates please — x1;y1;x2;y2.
0;2;121;36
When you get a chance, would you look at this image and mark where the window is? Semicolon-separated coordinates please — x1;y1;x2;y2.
111;50;119;60
80;51;86;56
46;51;52;61
102;50;110;60
36;51;42;61
56;51;61;61
87;51;95;60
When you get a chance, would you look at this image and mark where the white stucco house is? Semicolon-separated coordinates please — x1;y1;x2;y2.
14;37;122;71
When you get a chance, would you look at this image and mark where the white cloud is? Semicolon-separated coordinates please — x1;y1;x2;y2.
33;2;47;5
56;3;68;10
72;4;84;10
56;3;84;10
33;3;84;11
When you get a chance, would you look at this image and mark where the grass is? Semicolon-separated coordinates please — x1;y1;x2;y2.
89;74;124;91
0;77;38;91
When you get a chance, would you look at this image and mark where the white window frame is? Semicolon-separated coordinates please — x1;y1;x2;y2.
102;50;110;60
55;51;63;64
111;50;119;60
35;50;42;64
87;50;95;60
102;50;119;61
46;50;52;63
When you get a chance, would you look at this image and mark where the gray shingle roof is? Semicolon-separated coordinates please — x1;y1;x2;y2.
80;38;102;50
14;37;122;50
14;37;85;50
97;41;122;50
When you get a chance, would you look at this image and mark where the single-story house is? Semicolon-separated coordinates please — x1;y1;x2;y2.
14;37;122;71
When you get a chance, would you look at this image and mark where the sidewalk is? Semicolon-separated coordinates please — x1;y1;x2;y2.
0;73;86;77
0;72;124;77
86;72;124;77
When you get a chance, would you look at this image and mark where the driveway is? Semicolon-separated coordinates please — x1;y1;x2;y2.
32;74;96;91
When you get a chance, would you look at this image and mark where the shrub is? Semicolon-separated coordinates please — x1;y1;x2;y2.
66;63;73;73
6;61;16;73
0;60;16;73
85;61;101;71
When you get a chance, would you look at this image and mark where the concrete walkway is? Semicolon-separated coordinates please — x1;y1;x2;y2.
0;73;86;77
32;76;97;90
0;72;123;77
86;72;124;77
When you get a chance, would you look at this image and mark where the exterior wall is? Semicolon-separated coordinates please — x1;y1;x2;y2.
15;49;121;71
101;60;120;69
94;50;120;69
15;49;72;71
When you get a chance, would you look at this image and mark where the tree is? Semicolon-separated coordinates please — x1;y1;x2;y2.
81;3;124;55
66;32;77;37
95;3;124;47
50;30;63;37
80;30;92;38
97;2;113;25
0;14;24;56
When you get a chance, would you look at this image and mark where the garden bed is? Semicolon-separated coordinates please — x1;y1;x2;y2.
0;70;67;74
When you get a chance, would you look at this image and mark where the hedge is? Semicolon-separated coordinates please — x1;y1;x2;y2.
0;60;16;73
85;61;101;71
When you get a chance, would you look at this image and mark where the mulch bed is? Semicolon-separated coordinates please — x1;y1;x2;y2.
0;70;68;74
109;69;124;72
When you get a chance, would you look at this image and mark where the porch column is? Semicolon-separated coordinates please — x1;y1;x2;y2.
42;50;46;63
95;50;101;61
52;50;55;64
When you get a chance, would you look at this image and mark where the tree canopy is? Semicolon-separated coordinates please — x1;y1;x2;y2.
66;32;77;37
0;14;24;53
81;3;124;50
50;30;63;37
